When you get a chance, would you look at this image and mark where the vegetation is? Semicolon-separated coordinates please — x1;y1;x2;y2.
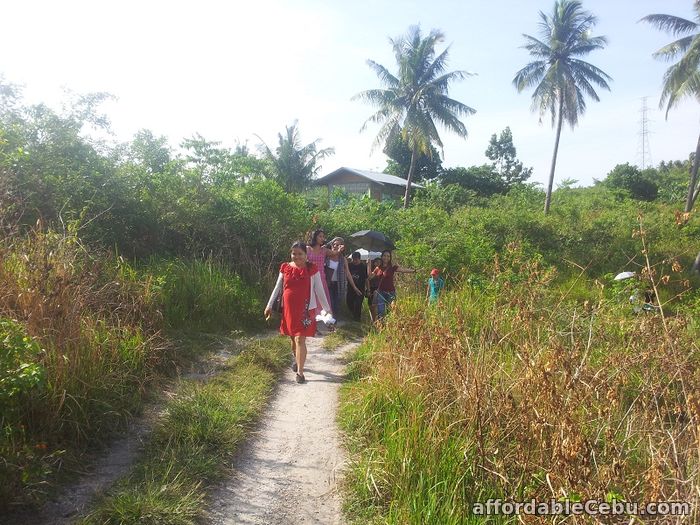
513;0;612;214
1;4;700;518
340;234;700;524
641;1;700;212
485;127;533;187
79;337;290;525
258;121;335;193
353;25;475;208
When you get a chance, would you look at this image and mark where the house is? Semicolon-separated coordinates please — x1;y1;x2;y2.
314;167;424;203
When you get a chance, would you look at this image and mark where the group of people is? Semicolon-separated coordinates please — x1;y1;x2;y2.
264;228;444;384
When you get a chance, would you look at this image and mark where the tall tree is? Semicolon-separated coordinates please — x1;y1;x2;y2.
513;0;611;214
641;2;700;212
383;133;443;182
258;121;334;193
485;127;533;187
353;25;475;208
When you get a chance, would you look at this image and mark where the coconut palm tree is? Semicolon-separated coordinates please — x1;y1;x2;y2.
513;0;611;214
353;25;475;208
258;121;334;193
641;2;700;212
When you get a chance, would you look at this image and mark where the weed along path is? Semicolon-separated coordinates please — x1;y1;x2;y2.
208;336;357;525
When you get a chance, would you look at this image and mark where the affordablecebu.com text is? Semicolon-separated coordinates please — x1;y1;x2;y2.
472;499;691;517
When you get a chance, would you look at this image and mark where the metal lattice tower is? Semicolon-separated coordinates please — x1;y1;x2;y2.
637;97;653;169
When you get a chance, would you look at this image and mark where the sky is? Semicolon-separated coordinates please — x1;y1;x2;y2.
1;0;697;187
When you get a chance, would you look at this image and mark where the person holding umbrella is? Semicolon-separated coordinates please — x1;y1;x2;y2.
372;249;416;320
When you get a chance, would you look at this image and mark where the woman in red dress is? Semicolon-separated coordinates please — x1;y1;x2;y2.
265;241;333;383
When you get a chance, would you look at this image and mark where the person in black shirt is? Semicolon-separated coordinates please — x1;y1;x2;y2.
347;251;368;322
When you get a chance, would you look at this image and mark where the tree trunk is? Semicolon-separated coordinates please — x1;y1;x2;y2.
684;130;700;213
403;144;418;209
544;94;565;215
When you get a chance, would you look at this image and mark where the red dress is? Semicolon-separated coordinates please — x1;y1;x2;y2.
279;262;318;337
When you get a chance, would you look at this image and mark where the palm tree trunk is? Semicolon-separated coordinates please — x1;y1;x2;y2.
403;144;418;209
684;131;700;213
544;94;565;215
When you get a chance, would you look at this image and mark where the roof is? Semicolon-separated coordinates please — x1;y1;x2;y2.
315;167;424;189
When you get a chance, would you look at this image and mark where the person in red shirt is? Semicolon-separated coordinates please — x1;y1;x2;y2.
264;241;333;383
371;250;416;320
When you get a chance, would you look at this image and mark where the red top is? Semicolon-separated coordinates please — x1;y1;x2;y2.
373;264;398;293
279;262;318;337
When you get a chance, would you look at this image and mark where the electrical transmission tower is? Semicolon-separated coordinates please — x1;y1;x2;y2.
637;97;653;169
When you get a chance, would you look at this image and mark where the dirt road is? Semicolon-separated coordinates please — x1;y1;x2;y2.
207;336;356;525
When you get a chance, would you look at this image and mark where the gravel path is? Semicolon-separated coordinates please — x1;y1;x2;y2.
207;336;356;525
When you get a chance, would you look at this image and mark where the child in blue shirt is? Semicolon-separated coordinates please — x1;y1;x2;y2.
427;268;445;303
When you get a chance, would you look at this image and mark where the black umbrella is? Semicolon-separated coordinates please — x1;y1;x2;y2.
348;230;396;252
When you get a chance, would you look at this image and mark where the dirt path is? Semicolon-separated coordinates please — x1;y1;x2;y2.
207;336;357;525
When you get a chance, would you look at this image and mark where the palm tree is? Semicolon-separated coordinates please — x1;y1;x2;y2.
641;2;700;212
513;0;611;214
258;121;334;193
353;26;475;208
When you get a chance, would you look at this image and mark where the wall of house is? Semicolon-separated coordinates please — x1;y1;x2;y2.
322;170;407;204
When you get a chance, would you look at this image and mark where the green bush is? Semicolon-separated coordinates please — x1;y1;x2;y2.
0;318;45;412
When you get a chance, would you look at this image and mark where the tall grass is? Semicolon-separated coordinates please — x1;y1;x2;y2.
0;228;264;508
340;244;699;524
0;229;165;507
143;258;263;333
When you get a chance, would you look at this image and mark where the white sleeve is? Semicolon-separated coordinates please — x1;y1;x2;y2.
265;273;284;310
312;272;332;314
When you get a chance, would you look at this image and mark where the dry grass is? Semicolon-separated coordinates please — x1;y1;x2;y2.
340;243;699;524
0;227;166;507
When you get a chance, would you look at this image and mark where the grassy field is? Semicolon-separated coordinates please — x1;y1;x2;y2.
0;229;266;509
339;247;700;524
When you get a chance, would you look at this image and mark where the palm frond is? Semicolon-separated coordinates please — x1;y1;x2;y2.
513;61;548;92
641;14;698;37
351;89;398;107
660;60;700;117
359;106;398;133
529;76;557;124
366;60;400;89
419;47;450;85
653;35;697;62
520;34;551;58
372;114;402;153
568;36;608;56
428;94;476;120
428;70;474;92
406;110;442;153
427;100;469;139
568;59;613;89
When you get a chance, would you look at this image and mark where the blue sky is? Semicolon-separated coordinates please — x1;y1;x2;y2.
1;0;697;187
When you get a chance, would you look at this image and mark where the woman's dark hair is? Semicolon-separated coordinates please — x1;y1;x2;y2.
290;241;307;253
381;250;392;267
309;229;325;247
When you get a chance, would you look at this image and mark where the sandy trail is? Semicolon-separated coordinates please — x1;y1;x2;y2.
207;336;356;525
